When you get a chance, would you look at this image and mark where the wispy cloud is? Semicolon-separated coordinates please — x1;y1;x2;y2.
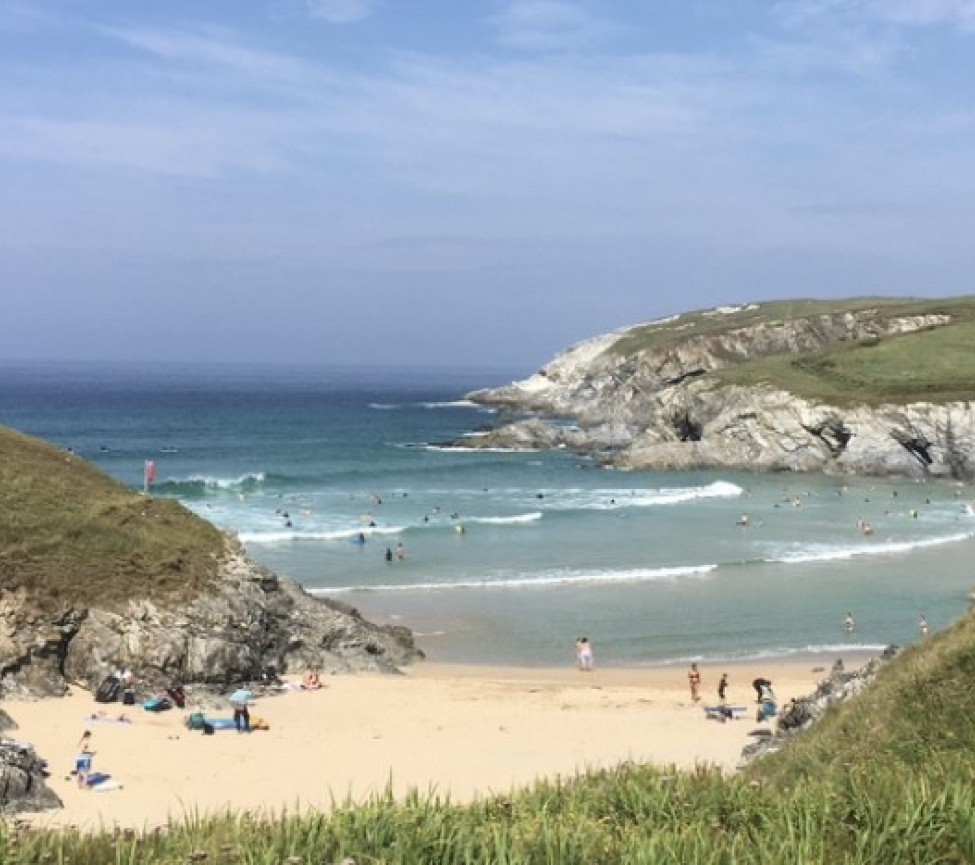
490;1;617;52
776;0;975;31
305;0;378;24
98;23;318;89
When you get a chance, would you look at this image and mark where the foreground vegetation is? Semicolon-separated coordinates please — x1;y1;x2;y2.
0;427;223;610
7;604;975;863
610;295;975;407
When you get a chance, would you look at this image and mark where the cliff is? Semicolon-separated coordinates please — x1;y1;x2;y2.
0;427;422;699
464;297;975;479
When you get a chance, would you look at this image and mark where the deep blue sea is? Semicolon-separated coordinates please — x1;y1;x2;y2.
2;361;973;668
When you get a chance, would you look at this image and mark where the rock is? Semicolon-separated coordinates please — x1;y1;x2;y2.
0;538;423;699
0;738;61;816
465;306;975;479
737;651;896;768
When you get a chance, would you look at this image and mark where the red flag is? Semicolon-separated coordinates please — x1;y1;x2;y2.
145;460;156;485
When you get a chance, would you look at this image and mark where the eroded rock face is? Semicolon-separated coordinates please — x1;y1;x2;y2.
463;309;975;479
0;540;423;698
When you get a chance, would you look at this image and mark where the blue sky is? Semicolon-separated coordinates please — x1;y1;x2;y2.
2;1;974;371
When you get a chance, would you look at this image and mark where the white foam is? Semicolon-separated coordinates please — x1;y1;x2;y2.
185;471;266;489
768;530;975;564
470;512;542;525
419;400;479;409
239;525;406;544
316;564;716;594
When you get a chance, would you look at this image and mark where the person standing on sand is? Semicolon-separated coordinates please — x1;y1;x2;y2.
74;730;94;788
717;673;729;705
575;637;594;672
688;663;702;702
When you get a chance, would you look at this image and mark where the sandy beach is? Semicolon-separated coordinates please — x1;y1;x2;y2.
7;657;863;832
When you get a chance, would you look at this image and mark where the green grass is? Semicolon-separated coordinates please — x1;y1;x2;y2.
0;426;224;611
607;295;975;407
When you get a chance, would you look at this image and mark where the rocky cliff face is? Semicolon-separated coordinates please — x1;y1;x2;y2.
0;538;422;699
464;306;975;479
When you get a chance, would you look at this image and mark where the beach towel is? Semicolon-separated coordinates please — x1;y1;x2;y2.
204;717;238;731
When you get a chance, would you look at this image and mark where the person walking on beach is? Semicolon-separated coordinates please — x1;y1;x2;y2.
575;637;594;672
688;663;702;702
717;673;729;705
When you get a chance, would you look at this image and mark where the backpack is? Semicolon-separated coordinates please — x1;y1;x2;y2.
185;712;206;731
95;675;121;704
142;697;172;712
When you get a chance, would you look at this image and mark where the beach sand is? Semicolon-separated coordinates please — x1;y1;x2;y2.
7;657;863;832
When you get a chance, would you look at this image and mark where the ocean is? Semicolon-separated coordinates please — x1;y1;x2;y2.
2;361;973;669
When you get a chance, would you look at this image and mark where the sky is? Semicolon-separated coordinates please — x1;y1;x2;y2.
2;0;974;372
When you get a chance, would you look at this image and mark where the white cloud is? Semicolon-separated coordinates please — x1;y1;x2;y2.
305;0;377;24
776;0;975;31
491;1;616;51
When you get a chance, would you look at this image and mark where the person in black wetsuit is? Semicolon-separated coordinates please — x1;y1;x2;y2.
717;673;729;704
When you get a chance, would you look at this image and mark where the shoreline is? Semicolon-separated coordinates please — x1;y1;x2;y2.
6;652;868;833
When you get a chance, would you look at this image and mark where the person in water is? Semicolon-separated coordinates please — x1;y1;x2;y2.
384;547;393;563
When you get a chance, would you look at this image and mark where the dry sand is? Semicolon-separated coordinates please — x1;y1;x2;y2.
6;657;862;832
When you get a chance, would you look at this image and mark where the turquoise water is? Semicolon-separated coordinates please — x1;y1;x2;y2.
2;361;973;667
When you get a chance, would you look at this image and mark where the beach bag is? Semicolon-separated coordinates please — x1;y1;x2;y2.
122;689;136;706
95;675;121;704
142;697;172;712
203;722;215;736
185;712;206;731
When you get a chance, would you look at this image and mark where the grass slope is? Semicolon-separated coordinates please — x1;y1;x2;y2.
611;295;975;407
0;426;223;611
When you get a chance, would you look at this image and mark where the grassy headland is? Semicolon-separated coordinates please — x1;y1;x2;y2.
0;426;223;611
611;295;975;407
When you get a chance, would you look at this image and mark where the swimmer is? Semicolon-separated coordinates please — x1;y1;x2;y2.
919;614;929;637
844;612;855;634
396;541;406;561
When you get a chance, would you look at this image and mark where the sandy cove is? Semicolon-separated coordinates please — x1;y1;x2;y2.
7;657;862;832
